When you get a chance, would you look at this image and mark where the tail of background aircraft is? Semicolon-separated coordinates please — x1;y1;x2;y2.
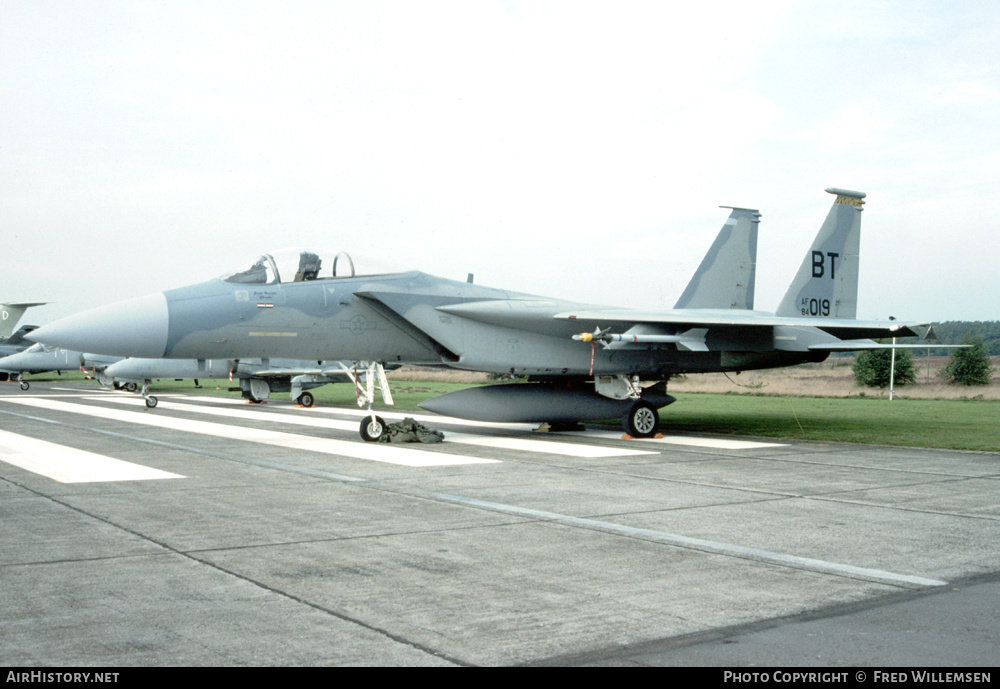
1;302;48;340
674;206;759;310
775;188;864;319
3;325;39;347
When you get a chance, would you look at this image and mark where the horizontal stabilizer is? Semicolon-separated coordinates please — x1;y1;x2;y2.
808;340;971;352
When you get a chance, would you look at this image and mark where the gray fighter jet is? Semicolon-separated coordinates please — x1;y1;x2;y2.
30;189;929;439
102;356;381;408
0;343;120;390
0;326;42;382
0;326;39;358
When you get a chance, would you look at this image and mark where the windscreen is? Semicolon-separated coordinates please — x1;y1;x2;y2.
220;249;411;284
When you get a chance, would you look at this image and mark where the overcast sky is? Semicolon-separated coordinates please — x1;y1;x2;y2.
3;0;998;327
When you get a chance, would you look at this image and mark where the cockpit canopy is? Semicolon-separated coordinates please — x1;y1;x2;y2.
219;248;410;285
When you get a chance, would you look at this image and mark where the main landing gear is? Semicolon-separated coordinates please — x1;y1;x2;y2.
595;374;663;439
623;399;660;438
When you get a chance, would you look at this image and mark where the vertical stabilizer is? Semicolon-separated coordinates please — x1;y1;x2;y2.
674;207;759;310
1;302;47;340
775;188;864;319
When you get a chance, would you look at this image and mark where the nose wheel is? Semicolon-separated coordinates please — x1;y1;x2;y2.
340;362;394;441
141;380;157;408
360;415;387;442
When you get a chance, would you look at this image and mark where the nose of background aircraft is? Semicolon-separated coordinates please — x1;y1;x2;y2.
28;292;170;358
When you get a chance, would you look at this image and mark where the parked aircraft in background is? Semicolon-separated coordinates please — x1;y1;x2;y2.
0;326;40;360
102;356;385;408
1;302;47;340
30;189;933;440
0;343;120;390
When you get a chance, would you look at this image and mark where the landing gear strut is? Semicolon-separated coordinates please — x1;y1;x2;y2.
339;362;394;442
141;380;158;408
359;415;388;442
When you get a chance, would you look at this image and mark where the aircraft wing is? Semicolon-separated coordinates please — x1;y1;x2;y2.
432;300;926;355
434;300;920;338
552;309;925;339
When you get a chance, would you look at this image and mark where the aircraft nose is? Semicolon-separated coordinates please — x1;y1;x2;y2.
28;292;170;358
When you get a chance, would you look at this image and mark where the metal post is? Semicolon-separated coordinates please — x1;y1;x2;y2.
890;337;896;400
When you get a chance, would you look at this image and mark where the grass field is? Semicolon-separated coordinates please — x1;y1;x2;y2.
656;394;1000;452
12;360;1000;452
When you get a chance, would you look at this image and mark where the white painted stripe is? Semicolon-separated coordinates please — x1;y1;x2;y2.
298;403;786;450
180;394;544;432
89;392;784;450
90;396;658;459
439;432;654;457
568;430;786;450
0;428;183;483
2;397;497;468
435;493;948;588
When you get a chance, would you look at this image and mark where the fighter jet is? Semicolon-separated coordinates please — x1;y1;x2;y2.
102;356;382;408
30;189;928;439
0;326;42;382
0;325;39;357
0;343;120;390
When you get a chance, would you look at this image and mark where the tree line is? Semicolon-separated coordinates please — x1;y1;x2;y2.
923;321;1000;356
854;332;994;388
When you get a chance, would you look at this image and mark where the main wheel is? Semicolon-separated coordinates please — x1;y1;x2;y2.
298;392;315;407
624;400;659;438
359;415;387;442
